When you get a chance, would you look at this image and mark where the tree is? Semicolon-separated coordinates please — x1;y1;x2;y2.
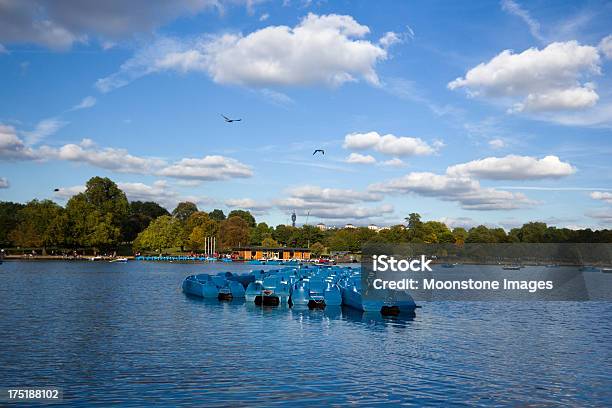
64;177;129;251
227;209;256;228
122;201;170;242
452;227;468;245
250;222;273;245
219;216;250;250
9;199;64;252
184;212;219;250
261;237;279;247
310;242;325;257
172;202;198;222
208;209;226;222
134;215;183;252
0;201;25;246
406;213;424;241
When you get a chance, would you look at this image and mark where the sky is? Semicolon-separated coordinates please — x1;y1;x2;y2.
0;0;611;230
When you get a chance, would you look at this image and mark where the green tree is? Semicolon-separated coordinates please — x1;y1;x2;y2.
452;227;468;245
310;242;326;257
9;199;64;252
219;216;250;250
122;201;170;242
208;209;226;222
184;212;219;250
250;222;273;245
172;202;198;222
261;237;279;247
0;201;25;246
134;215;183;252
64;177;129;251
227;209;256;228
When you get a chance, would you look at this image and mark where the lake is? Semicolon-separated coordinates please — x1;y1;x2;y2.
0;261;610;406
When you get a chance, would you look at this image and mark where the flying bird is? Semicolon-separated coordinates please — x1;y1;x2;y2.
313;149;325;155
221;114;242;123
53;188;60;192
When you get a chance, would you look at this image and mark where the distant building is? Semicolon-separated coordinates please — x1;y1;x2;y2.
368;224;379;231
316;223;326;231
344;223;356;229
232;246;311;260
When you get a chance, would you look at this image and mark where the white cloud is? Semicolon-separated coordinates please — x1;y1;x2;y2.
488;139;505;149
0;124;36;159
500;0;543;42
1;131;252;182
345;152;376;164
381;158;406;167
511;86;598;113
0;177;9;188
225;198;273;215
343;131;439;156
23;118;67;145
448;41;601;112
53;180;213;210
379;31;401;48
116;180;184;209
157;156;253;181
53;185;86;199
0;1;255;50
0;44;7;54
591;191;612;204
259;13;269;21
288;185;382;204
438;216;481;230
586;209;612;224
303;204;394;220
70;96;97;111
599;35;612;59
44;139;164;174
446;155;576;180
369;172;536;210
274;184;390;222
96;13;391;92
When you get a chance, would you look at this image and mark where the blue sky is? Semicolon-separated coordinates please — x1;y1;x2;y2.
0;0;611;229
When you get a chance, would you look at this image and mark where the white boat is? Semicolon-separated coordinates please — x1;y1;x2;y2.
109;257;128;263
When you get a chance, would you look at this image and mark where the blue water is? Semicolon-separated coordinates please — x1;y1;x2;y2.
0;261;610;406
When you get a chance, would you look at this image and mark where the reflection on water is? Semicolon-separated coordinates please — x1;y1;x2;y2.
0;261;610;406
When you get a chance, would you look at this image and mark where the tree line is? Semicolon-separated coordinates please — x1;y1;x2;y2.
1;176;611;255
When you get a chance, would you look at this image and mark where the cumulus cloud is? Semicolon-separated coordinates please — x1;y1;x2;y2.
448;41;601;113
288;185;382;204
591;191;612;204
0;0;245;50
345;152;376;164
446;155;576;180
343;131;439;157
70;96;96;111
0;177;9;188
225;198;273;215
0;131;253;182
381;158;406;167
599;35;612;59
275;185;390;221
369;172;536;210
96;13;393;92
157;156;253;181
0;124;37;159
43;139;164;174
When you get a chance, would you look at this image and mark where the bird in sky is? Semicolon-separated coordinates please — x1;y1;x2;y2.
53;188;60;192
221;114;242;123
313;149;325;155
